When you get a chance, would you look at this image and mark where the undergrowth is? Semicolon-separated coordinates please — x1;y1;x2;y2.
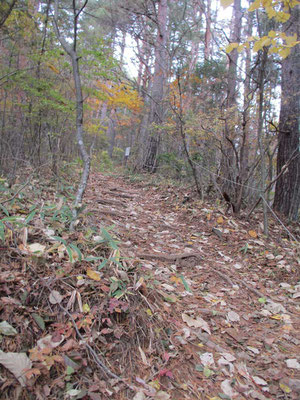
0;169;172;399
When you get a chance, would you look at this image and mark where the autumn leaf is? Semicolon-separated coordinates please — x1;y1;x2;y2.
248;230;257;238
86;269;101;281
182;314;211;334
220;0;234;8
83;303;90;313
170;275;181;285
225;42;239;53
217;216;224;224
47;63;60;74
248;0;261;12
279;382;291;393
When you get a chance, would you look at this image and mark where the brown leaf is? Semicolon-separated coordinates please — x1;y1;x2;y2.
248;230;258;238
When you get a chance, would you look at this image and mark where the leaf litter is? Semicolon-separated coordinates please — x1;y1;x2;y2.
0;171;299;399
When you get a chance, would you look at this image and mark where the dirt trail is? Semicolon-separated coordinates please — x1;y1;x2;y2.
84;172;300;399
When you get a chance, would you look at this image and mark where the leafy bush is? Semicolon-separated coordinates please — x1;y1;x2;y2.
112;147;125;163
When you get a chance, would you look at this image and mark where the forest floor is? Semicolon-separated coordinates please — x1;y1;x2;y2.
0;170;300;400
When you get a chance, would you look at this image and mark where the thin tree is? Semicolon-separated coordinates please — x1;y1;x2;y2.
53;0;91;230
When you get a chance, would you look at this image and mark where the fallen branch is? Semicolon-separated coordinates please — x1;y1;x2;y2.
138;252;203;262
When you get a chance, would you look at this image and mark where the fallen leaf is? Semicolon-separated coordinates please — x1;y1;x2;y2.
158;368;173;379
37;334;64;350
203;366;213;377
154;391;170;400
161;283;175;292
133;392;146;400
286;359;300;369
227;311;240;322
170;275;181;285
0;321;18;336
200;352;215;367
220;379;236;397
253;376;268;386
138;346;149;366
28;243;46;256
67;389;82;397
49;290;63;304
221;353;236;362
32;313;45;330
86;269;101;281
217;216;224;224
0;351;32;386
248;230;257;238
279;382;292;393
83;303;90;313
182;314;211;334
265;301;286;314
247;346;260;354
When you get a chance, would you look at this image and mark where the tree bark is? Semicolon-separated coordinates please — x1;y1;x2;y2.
273;5;300;221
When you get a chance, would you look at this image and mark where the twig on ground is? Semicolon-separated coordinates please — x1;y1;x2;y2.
211;268;235;287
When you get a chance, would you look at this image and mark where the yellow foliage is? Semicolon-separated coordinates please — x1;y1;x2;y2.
279;47;291;58
248;0;261;12
268;30;277;38
220;0;234;8
47;63;60;74
96;81;143;113
275;11;290;22
225;42;239;53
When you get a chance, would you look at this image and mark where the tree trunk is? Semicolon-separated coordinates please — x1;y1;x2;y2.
108;109;116;158
53;0;90;229
235;11;252;213
204;0;212;60
273;5;300;221
257;48;269;235
142;0;168;172
221;0;242;196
